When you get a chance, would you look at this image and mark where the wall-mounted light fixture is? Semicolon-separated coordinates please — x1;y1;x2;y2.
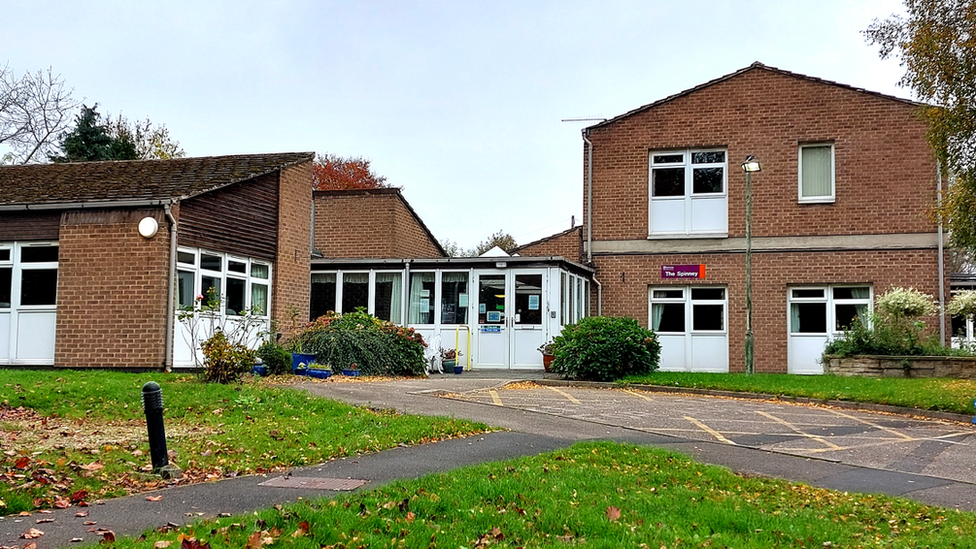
138;217;159;238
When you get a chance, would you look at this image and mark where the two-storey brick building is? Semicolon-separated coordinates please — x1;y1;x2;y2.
521;63;947;374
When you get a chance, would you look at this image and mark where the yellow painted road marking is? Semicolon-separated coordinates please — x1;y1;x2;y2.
489;390;503;406
757;411;842;450
684;416;737;445
826;409;913;440
623;389;654;401
546;386;581;404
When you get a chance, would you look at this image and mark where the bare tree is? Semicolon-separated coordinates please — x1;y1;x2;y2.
0;65;82;164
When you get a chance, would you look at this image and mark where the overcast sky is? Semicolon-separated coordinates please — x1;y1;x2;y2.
2;0;908;250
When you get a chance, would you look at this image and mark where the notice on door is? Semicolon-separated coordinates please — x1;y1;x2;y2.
661;264;705;279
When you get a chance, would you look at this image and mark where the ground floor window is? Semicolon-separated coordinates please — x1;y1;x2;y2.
787;284;872;374
649;285;728;372
0;242;59;364
561;272;589;325
312;271;405;323
176;248;271;319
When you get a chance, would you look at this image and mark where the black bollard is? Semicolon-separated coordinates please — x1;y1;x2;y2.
142;381;169;471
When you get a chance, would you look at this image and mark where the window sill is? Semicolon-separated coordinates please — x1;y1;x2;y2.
646;233;728;240
798;197;835;204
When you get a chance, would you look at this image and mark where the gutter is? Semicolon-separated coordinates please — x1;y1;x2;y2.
164;205;178;372
0;198;173;211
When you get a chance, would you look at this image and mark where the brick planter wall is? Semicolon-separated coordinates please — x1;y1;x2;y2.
825;356;976;379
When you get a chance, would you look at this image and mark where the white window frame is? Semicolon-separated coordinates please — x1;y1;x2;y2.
176;247;272;320
788;285;872;336
798;143;835;204
648;149;728;238
649;286;728;334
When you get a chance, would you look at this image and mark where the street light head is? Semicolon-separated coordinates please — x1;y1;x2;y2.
742;155;761;173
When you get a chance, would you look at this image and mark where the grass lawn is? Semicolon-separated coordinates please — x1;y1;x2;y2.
0;370;488;515
624;372;976;415
101;441;976;549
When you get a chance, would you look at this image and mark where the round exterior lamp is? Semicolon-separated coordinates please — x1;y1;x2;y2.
138;216;159;238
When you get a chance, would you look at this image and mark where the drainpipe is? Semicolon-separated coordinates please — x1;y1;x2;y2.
402;261;411;327
164;204;178;372
937;163;946;345
583;129;594;265
592;275;602;316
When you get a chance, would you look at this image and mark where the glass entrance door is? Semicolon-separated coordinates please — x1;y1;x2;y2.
473;270;548;369
475;272;508;368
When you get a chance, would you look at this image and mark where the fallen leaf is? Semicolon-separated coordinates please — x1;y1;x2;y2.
154;541;172;548
69;538;84;543
606;506;621;521
100;530;116;543
147;495;163;502
54;497;71;509
15;457;32;469
406;511;416;522
24;543;37;549
22;528;45;539
76;511;90;518
35;518;55;524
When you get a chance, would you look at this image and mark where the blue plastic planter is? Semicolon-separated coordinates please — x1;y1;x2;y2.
291;353;316;371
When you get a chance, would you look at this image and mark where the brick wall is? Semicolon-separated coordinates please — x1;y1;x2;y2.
585;67;938;242
313;189;444;258
272;162;312;334
55;208;170;368
593;249;943;373
515;227;583;263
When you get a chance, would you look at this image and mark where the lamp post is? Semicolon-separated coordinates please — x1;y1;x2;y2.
742;155;761;375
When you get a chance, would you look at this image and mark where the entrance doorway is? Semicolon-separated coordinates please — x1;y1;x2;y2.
474;270;547;369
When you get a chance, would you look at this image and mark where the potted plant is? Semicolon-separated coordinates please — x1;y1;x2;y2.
307;362;332;379
341;363;361;377
440;348;464;374
538;340;555;372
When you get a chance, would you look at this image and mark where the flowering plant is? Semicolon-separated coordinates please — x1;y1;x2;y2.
537;340;555;355
439;348;462;360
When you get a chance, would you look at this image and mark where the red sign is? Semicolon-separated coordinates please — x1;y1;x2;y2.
661;264;705;279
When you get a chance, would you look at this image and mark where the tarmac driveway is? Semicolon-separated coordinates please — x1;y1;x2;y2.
443;382;976;485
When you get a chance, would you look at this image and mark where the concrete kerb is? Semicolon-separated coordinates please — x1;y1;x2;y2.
530;377;976;425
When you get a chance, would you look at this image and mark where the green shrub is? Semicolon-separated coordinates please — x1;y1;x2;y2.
201;330;256;383
287;309;427;376
550;316;660;381
257;340;292;375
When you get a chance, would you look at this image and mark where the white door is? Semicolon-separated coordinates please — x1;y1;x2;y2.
474;272;508;368
788;288;829;375
510;271;546;369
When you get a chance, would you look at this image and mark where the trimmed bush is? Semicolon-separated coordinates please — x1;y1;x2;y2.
287;309;427;376
550;316;660;381
201;330;256;384
257;340;292;375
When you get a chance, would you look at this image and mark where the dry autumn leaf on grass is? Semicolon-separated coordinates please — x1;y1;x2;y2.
606;506;621;521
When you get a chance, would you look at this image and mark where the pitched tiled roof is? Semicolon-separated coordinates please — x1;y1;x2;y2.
0;152;314;207
587;62;923;131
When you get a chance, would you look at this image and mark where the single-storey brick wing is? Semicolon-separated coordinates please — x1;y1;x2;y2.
0;152;314;369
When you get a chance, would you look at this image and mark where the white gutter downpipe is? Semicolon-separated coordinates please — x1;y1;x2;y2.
582;128;601;315
583;129;594;265
164;204;178;372
937;163;946;345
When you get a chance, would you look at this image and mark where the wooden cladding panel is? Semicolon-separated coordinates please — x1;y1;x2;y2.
178;173;279;260
0;211;61;241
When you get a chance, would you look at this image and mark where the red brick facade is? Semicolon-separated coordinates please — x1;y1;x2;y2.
55;209;171;369
583;64;946;373
313;189;445;259
273;163;313;332
514;226;583;263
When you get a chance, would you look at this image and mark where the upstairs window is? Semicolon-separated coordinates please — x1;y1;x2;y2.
649;149;727;236
799;143;834;203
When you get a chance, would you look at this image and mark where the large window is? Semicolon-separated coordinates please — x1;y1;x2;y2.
310;273;337;320
650;286;726;333
408;272;436;324
374;272;403;323
441;272;468;324
799;143;835;203
176;249;271;318
649;149;727;236
789;285;871;335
